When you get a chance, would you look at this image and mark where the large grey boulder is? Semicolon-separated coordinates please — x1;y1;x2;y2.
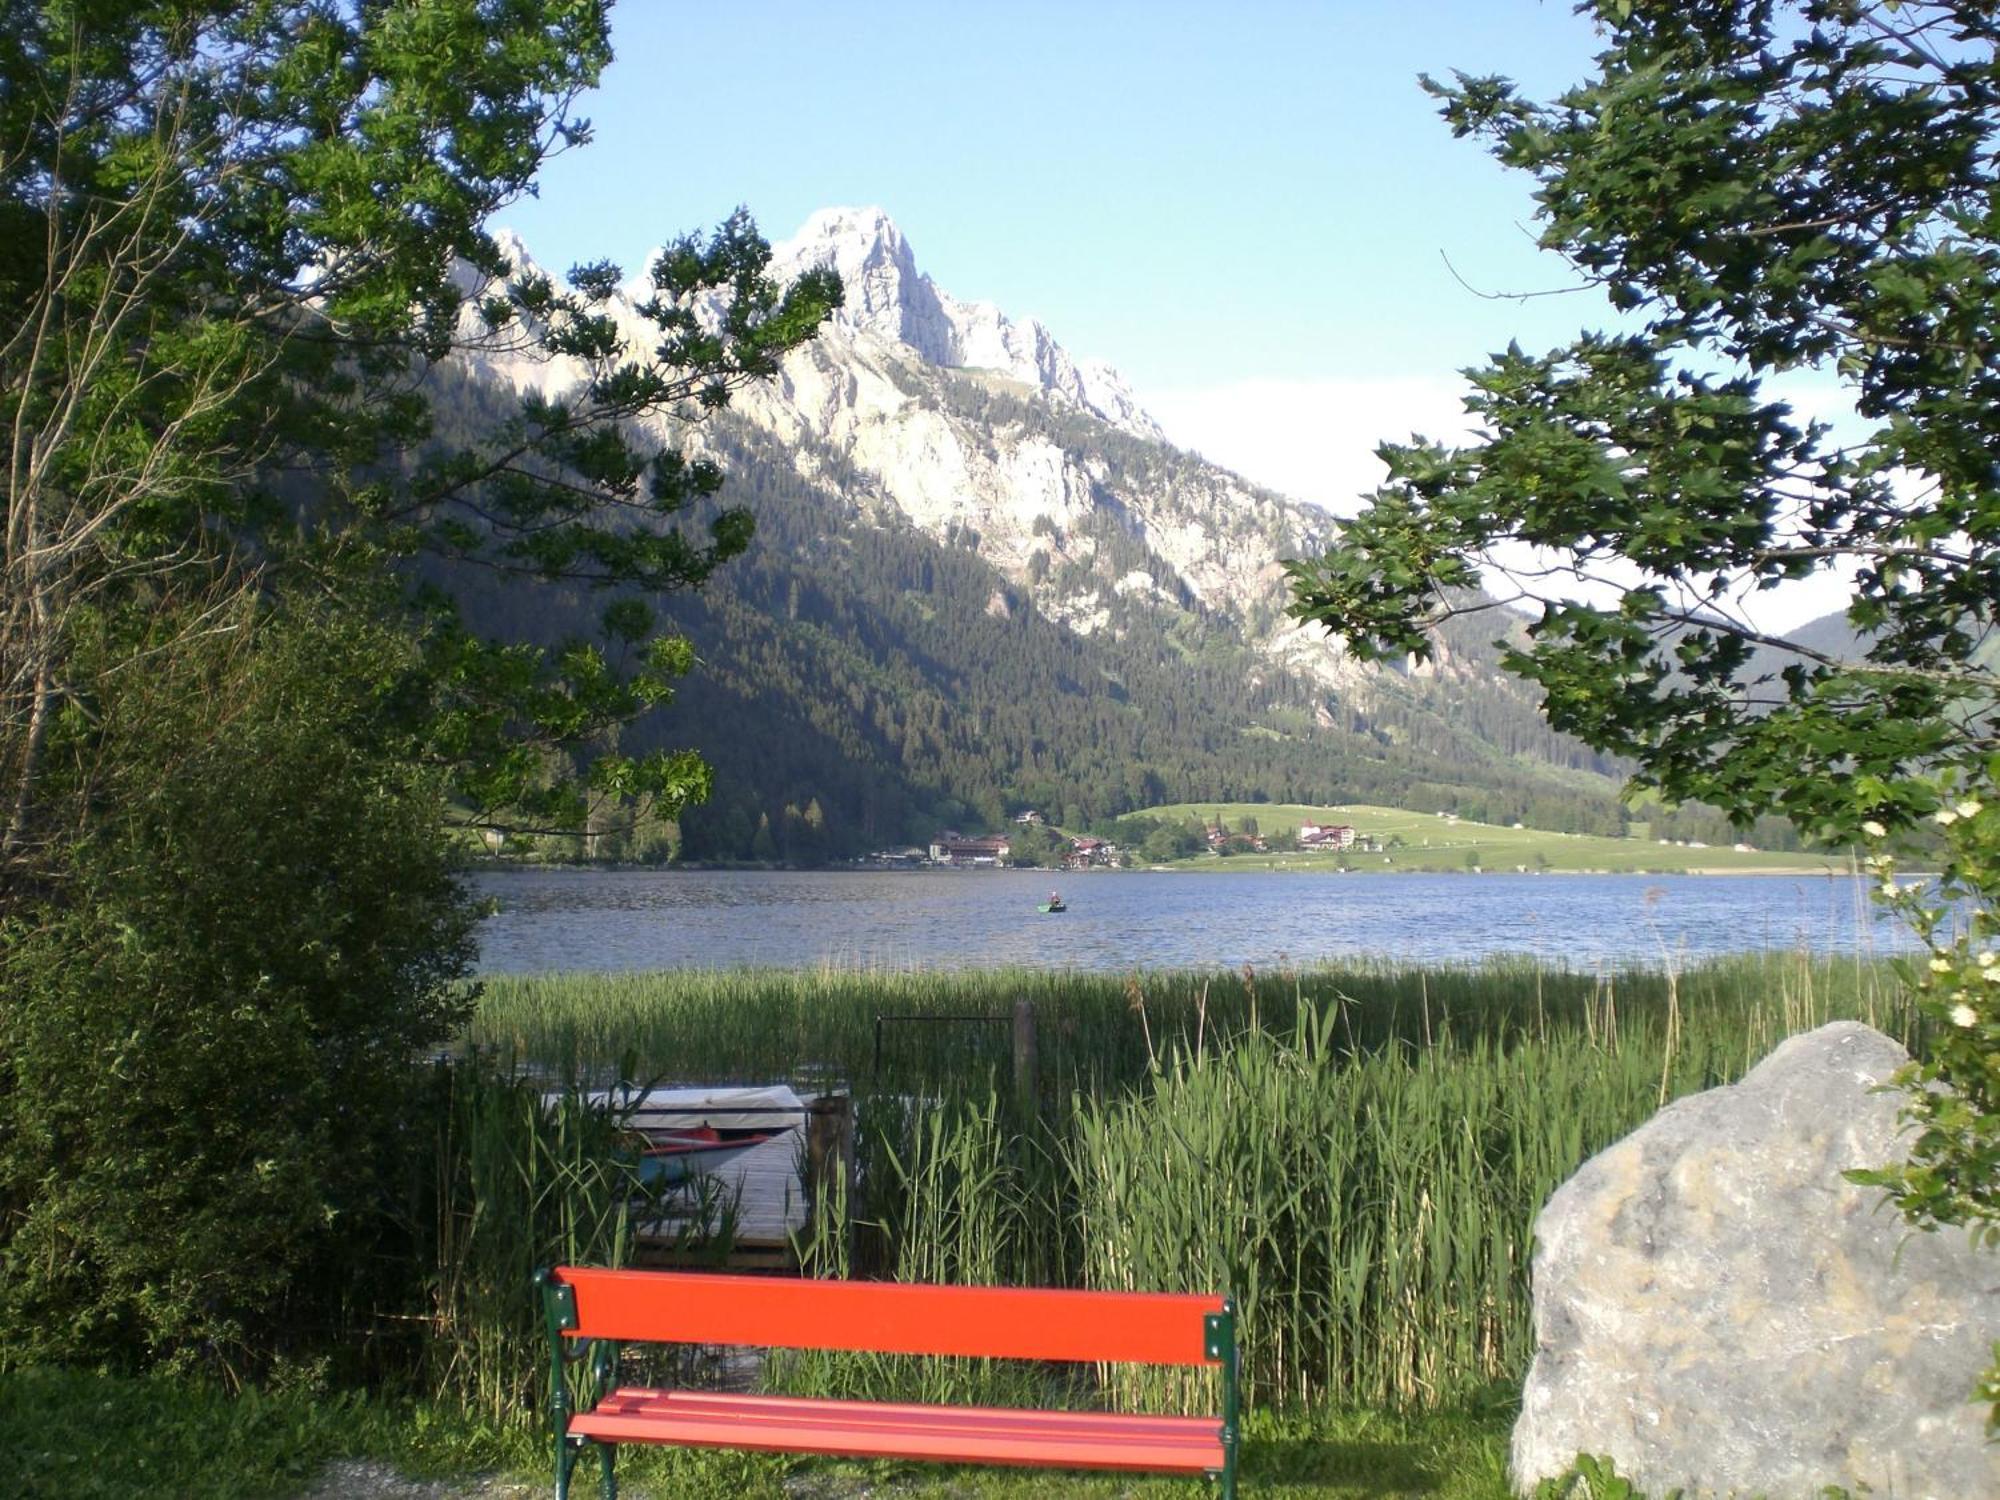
1513;1021;1999;1499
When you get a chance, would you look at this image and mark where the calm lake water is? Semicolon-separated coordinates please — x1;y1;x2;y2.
471;867;1904;975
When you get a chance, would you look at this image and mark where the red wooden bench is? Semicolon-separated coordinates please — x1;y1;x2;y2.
534;1265;1240;1498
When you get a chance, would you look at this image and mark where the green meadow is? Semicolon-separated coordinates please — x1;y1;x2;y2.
1133;802;1850;875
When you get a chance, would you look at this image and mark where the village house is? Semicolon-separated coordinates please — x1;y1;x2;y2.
1204;820;1267;855
927;833;1011;866
1064;836;1123;870
1297;822;1358;850
1011;809;1045;825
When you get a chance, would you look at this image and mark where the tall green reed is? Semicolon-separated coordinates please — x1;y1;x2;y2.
1067;959;1912;1413
453;950;1913;1419
471;950;1900;1094
413;1062;636;1422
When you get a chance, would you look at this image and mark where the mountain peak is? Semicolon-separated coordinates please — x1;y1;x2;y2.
784;205;910;259
624;213;914;304
483;210;1159;439
772;207;1159;438
772;205;950;365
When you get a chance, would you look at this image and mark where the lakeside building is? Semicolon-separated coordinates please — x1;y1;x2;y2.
1298;822;1358;850
1204;822;1266;853
928;834;1012;866
1064;836;1123;870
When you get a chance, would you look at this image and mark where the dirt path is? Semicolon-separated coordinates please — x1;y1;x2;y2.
298;1458;900;1499
299;1462;542;1500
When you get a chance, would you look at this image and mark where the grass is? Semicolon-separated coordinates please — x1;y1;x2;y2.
1133;802;1850;875
0;1365;1517;1499
0;1366;536;1500
470;950;1899;1096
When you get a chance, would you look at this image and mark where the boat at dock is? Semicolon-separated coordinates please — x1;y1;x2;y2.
580;1083;807;1185
634;1125;782;1184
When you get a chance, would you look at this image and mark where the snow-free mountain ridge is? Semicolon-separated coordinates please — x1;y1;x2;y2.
476;208;1378;691
766;206;1165;439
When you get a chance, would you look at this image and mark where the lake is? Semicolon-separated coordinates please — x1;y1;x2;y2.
471;867;1903;975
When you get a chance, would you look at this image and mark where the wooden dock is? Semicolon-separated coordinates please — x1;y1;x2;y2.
627;1090;851;1272
633;1126;808;1269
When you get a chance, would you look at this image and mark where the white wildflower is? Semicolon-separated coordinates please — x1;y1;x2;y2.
1950;1003;1978;1028
1978;950;1997;970
1861;819;1887;839
1934;809;1959;826
1930;957;1954;974
1955;798;1983;819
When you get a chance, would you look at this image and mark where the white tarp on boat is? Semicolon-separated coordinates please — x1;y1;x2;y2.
578;1083;806;1134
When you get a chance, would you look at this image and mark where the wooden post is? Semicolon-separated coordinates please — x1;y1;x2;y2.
1011;998;1037;1119
805;1093;855;1257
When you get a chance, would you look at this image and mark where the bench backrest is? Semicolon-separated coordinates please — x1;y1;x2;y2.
548;1266;1226;1366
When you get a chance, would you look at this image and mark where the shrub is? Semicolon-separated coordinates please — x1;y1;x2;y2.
0;600;477;1375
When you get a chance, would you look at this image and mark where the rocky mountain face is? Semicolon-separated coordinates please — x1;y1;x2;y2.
449;209;1640;852
743;208;1366;691
476;208;1422;696
762;207;1165;441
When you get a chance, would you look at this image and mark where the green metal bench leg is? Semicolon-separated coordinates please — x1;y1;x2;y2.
540;1270;586;1500
1217;1299;1239;1500
587;1337;619;1500
554;1434;578;1500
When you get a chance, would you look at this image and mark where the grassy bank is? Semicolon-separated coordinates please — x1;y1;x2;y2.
12;955;1912;1496
1134;802;1849;875
0;1365;1518;1499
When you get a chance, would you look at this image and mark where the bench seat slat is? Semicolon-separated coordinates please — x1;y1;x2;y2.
556;1267;1223;1365
592;1387;1218;1440
570;1388;1224;1473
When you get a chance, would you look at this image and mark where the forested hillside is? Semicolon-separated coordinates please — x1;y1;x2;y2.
434;370;1796;860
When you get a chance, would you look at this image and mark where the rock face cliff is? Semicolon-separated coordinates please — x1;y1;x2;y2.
763;206;1164;440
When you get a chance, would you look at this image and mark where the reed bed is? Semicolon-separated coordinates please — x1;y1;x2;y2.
407;1066;653;1422
1066;1010;1772;1413
471;950;1902;1092
438;950;1916;1420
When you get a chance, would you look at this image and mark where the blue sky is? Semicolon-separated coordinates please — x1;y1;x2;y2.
496;1;1852;627
507;2;1616;392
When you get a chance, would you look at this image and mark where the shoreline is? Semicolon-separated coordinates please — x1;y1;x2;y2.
470;858;1855;879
